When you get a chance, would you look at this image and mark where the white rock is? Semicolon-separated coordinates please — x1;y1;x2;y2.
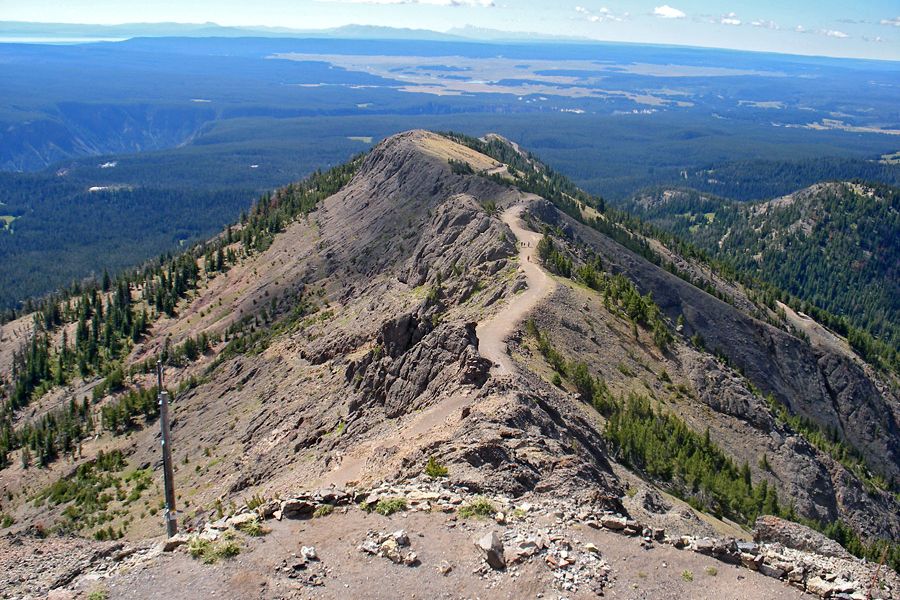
806;576;836;598
392;530;410;547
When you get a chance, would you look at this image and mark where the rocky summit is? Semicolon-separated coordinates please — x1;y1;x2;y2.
0;130;897;599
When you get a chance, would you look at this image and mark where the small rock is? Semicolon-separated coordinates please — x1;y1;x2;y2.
740;552;762;571
438;560;453;575
290;558;307;572
513;541;539;561
833;579;857;594
392;530;410;547
477;531;506;570
599;516;627;531
402;552;419;567
161;533;190;552
301;546;318;561
759;563;785;579
787;567;805;583
226;513;257;529
584;543;600;554
281;498;316;517
256;499;279;519
806;576;837;598
380;538;403;564
693;539;715;555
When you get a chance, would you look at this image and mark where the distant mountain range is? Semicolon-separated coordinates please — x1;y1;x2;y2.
0;21;589;43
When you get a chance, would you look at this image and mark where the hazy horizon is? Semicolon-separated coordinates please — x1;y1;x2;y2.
2;0;899;61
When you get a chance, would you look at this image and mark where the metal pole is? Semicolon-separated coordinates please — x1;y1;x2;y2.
157;360;178;537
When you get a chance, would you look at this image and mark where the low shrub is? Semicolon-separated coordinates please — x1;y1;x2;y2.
424;456;448;478
458;497;496;519
374;497;407;516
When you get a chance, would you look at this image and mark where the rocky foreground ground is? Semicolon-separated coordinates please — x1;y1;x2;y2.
3;478;896;600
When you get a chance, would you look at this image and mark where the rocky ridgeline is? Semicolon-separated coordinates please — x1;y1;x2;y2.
162;477;896;599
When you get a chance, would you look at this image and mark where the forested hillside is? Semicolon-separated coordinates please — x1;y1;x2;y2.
625;182;899;371
0;131;372;311
667;157;900;201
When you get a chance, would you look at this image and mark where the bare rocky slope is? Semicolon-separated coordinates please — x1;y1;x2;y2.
529;199;900;537
0;130;898;599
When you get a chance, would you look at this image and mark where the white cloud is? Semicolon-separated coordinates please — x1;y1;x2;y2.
880;17;900;27
653;5;685;19
576;5;625;23
750;19;779;30
795;25;852;39
720;12;741;26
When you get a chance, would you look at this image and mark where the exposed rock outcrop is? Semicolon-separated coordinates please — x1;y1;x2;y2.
346;315;490;418
754;515;852;559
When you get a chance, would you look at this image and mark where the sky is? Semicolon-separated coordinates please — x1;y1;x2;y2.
2;0;900;60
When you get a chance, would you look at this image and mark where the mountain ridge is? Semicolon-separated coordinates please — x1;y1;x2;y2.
0;130;897;597
623;180;900;373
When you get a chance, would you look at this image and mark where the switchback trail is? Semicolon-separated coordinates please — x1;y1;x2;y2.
476;201;555;375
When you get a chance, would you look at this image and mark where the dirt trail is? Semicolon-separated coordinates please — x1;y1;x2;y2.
476;201;554;375
318;201;552;488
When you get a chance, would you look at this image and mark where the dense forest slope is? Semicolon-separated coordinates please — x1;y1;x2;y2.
624;182;900;372
0;131;897;597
